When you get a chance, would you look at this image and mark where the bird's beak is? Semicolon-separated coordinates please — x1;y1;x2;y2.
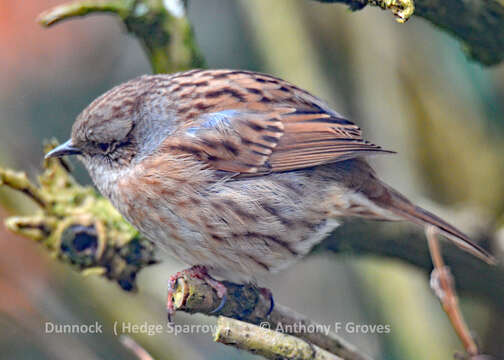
45;139;82;159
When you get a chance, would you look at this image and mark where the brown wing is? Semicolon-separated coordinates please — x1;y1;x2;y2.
163;69;394;174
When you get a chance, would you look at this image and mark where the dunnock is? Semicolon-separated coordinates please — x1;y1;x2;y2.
46;69;495;314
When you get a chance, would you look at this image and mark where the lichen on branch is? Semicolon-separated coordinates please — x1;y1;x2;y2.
315;0;414;22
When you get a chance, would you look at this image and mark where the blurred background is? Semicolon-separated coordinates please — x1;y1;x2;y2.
1;0;503;359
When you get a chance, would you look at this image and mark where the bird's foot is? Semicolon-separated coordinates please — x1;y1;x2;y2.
166;265;228;322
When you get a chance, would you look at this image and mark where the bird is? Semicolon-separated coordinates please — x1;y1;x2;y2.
45;69;495;316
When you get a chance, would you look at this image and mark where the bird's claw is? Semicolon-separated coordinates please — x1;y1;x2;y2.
210;293;228;313
259;287;275;316
166;272;182;323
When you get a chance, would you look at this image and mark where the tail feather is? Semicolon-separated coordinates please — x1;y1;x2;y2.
382;187;496;265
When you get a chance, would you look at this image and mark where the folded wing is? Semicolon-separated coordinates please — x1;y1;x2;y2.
163;70;394;174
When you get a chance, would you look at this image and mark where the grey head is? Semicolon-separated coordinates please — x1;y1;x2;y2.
45;75;177;175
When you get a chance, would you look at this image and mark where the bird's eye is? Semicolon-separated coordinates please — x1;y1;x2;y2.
98;143;109;152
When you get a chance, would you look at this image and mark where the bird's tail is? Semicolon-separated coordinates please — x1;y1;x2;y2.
378;185;496;265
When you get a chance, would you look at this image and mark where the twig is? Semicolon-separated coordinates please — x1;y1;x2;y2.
119;335;155;360
0;168;47;208
171;272;372;360
215;317;343;360
37;0;131;26
426;226;479;357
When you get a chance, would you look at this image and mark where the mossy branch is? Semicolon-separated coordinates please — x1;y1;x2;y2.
1;141;156;291
315;0;504;65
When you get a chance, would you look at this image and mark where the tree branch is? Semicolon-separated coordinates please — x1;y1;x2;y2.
37;0;131;25
170;270;372;360
1;141;156;292
315;0;504;66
